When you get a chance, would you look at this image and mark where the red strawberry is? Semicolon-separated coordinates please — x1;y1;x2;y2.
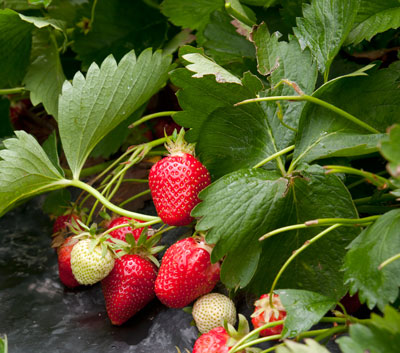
251;294;286;337
148;129;211;226
102;254;157;325
107;217;152;242
193;327;231;353
154;237;220;308
192;314;250;353
57;236;80;288
53;214;80;234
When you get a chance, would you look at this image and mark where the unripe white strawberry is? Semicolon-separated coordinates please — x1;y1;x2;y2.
192;293;237;333
71;239;115;285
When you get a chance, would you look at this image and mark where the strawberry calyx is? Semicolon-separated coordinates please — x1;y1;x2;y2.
164;127;195;156
251;294;286;323
193;234;215;255
108;226;164;267
225;314;261;353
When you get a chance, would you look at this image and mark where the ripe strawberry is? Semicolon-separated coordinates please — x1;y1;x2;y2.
251;294;286;337
193;293;237;334
155;236;220;308
102;254;157;325
53;214;80;234
193;327;231;353
148;129;211;226
192;314;250;353
107;217;151;242
70;238;115;285
57;236;80;288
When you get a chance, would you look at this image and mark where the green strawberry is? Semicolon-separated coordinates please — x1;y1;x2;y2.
71;238;115;285
192;293;237;334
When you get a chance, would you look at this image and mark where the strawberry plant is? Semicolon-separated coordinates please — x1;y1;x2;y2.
0;0;400;352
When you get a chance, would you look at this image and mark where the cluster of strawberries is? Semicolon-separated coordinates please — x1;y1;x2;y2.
52;134;287;352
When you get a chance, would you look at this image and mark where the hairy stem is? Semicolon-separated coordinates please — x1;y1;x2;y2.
269;224;342;306
129;111;177;129
378;252;400;270
0;87;25;95
236;95;379;134
324;165;396;190
119;189;151;207
70;179;159;222
253;145;295;169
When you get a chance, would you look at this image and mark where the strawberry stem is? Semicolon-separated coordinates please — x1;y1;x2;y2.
129;111;178;129
70;179;159;222
268;224;342;308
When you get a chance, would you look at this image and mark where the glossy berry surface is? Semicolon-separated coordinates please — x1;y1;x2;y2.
149;153;211;226
102;254;157;325
107;217;151;242
53;214;80;234
251;294;286;337
57;236;80;288
192;327;231;353
155;237;220;308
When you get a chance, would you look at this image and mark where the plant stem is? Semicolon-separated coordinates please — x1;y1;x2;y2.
119;189;151;207
89;0;98;30
260;343;285;353
129;111;178;129
314;325;347;342
269;224;341;305
233;335;281;352
235;95;379;134
353;193;397;205
70;179;159;222
324;165;396;190
378;252;400;270
0;87;25;95
347;170;388;190
102;222;131;237
319;317;348;324
259;216;379;241
63;160;114;179
230;320;285;353
253;145;295;169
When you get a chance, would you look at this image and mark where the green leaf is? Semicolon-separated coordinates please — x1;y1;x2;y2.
161;0;224;30
73;0;168;70
220;240;261;289
58;49;171;179
0;130;68;217
277;339;330;353
90;104;146;158
202;10;256;65
194;164;358;295
23;29;66;118
293;0;360;75
251;23;317;149
292;63;400;166
18;13;66;33
346;0;400;45
379;124;400;179
278;289;336;338
42;130;63;175
42;189;71;216
0;98;13;138
193;168;290;288
337;306;400;353
0;9;32;88
28;0;52;7
181;46;242;84
171;47;281;179
343;209;400;310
